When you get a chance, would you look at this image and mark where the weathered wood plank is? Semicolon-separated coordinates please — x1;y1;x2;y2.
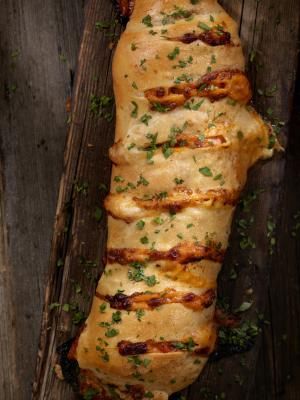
0;1;84;399
29;0;300;399
265;63;300;400
32;1;121;398
187;0;300;398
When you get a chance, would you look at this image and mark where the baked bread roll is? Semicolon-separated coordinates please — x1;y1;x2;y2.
68;1;276;398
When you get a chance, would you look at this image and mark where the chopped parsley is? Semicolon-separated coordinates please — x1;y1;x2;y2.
152;103;171;112
140;236;149;244
112;311;122;323
174;177;184;185
140;114;152;126
99;303;107;313
130;101;138;118
199;166;213;177
174;73;193;84
234;301;253;313
137;175;149;186
128;262;158;286
136;220;145;230
94;207;103;222
142;15;153;27
184;99;204;110
136;309;145;321
90;94;113;122
168;47;180;60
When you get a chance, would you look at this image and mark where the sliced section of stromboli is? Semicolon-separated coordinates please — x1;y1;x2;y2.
68;1;278;399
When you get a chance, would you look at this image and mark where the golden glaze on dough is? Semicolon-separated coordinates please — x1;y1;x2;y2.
71;1;276;399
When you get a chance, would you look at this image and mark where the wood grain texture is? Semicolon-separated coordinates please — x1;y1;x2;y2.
32;0;300;398
0;0;298;399
0;0;84;399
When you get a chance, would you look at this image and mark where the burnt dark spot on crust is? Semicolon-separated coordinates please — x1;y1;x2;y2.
118;340;148;355
97;288;216;311
118;339;214;356
201;289;216;308
156;87;166;97
107;242;225;265
182;292;197;302
174;30;232;46
114;0;135;21
147;297;166;308
127;385;145;400
105;292;132;310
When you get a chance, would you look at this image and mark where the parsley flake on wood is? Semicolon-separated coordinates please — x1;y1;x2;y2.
184;99;204;110
140;114;152;125
234;301;253;313
139;58;147;70
112;311;122;323
114;176;124;182
95;21;112;31
128;262;158;287
94;207;103;222
90;95;113;122
237;130;244;140
267;215;276;254
174;74;193;84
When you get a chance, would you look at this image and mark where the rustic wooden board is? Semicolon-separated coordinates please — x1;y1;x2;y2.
0;0;298;399
0;1;84;399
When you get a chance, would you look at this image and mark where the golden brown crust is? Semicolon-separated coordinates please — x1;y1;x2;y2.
72;1;276;398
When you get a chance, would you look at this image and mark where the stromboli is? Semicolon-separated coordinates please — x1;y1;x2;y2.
68;0;277;398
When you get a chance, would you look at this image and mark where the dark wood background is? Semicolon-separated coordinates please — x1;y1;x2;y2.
0;0;299;399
